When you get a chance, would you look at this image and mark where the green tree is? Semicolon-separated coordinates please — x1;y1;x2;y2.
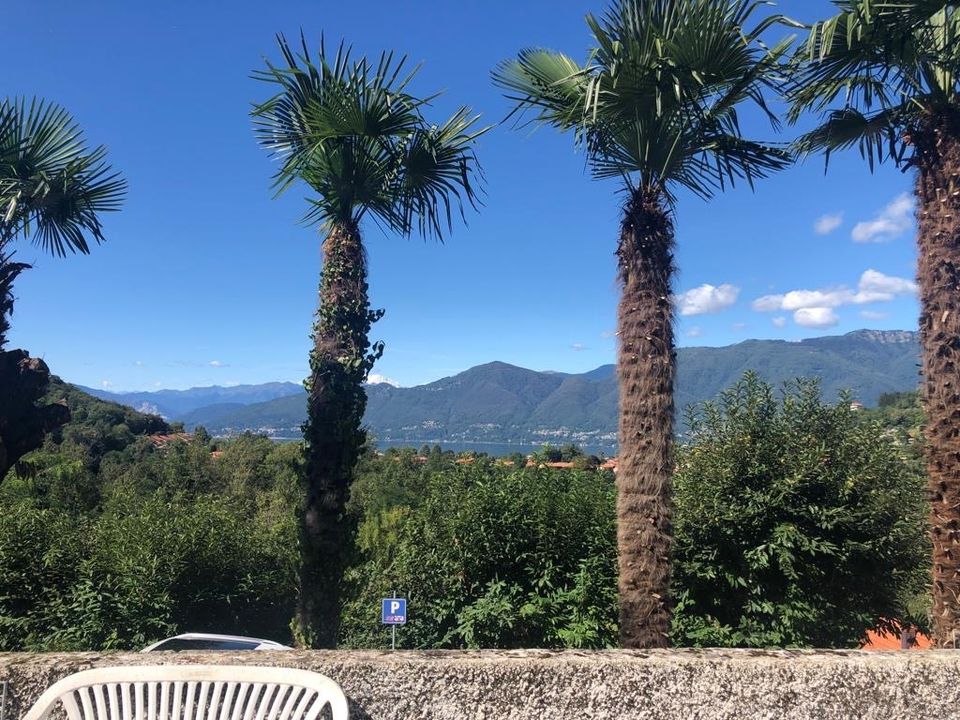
787;0;960;646
672;373;928;648
252;35;485;647
493;0;793;647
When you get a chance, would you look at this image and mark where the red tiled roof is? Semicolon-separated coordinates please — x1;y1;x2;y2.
861;626;933;650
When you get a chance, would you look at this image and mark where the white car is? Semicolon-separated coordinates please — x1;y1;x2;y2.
142;633;292;652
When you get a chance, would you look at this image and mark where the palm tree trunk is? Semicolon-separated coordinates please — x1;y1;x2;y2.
0;240;31;350
295;220;382;648
915;112;960;648
616;188;675;648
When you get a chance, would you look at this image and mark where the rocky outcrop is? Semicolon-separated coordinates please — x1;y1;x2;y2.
0;349;70;479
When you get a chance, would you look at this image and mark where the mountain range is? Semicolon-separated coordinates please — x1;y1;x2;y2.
81;329;921;451
78;381;303;418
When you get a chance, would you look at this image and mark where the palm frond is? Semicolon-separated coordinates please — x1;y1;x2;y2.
491;49;590;132
793;102;918;170
0;97;126;255
788;1;959;168
253;33;485;238
395;107;486;240
495;0;795;201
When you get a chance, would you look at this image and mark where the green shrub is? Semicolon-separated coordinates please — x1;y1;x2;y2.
672;373;929;647
340;460;618;649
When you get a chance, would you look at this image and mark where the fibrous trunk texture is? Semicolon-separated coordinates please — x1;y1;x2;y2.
616;188;675;648
295;221;383;648
915;113;960;647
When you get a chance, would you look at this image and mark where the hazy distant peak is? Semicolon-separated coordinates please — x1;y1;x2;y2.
842;329;917;344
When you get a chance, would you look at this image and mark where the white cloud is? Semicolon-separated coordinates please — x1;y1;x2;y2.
772;316;787;328
732;322;747;331
686;326;703;338
134;360;145;367
814;213;843;235
860;310;889;320
851;193;914;243
208;360;227;368
752;294;786;312
858;268;916;296
676;283;740;316
570;342;587;352
101;380;113;389
794;307;839;328
783;289;852;310
368;373;400;387
753;288;851;311
753;269;916;314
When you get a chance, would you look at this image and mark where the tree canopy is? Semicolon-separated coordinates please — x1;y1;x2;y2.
252;34;485;238
492;0;796;202
789;1;960;167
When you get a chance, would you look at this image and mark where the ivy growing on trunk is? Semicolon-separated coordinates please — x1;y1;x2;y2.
253;34;484;646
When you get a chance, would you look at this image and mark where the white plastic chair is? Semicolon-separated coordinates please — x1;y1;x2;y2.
22;665;348;720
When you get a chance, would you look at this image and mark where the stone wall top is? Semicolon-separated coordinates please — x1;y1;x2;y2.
0;648;955;720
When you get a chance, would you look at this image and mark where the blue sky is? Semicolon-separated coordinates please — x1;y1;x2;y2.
6;0;919;391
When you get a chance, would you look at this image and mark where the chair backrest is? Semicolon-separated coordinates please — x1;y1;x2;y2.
22;665;348;720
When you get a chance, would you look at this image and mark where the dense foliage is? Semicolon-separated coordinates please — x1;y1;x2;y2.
0;387;301;651
339;449;618;649
672;374;929;647
0;376;930;650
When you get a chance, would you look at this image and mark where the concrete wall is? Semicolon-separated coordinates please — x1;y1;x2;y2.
0;649;957;720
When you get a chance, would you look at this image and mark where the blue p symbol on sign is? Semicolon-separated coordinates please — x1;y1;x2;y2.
381;598;407;625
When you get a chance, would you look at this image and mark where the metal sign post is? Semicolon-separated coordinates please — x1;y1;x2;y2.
380;594;407;650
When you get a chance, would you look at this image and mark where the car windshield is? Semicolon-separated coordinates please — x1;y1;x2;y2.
150;638;261;651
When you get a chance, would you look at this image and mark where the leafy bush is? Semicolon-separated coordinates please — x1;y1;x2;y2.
672;373;929;647
0;401;302;651
340;458;618;649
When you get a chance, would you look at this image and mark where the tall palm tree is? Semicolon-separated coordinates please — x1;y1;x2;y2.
0;97;126;348
494;0;792;648
788;0;960;648
252;34;484;647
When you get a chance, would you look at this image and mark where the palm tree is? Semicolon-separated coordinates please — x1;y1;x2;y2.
494;0;792;647
0;97;126;348
788;0;960;648
252;34;484;647
0;97;125;480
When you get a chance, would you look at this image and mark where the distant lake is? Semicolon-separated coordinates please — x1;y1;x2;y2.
377;440;617;457
267;437;616;457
